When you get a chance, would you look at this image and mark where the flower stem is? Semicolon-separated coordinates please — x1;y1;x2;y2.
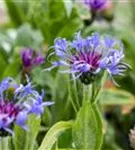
84;10;96;26
83;84;91;104
73;80;81;109
91;82;95;103
93;71;108;104
68;77;78;113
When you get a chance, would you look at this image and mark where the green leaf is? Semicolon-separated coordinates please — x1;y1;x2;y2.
63;0;73;17
15;24;43;48
57;15;83;38
100;89;135;105
38;121;73;150
24;115;41;150
58;129;72;148
42;107;53;126
30;0;83;44
0;53;7;80
13;125;26;150
3;58;21;78
32;67;54;89
13;114;41;150
52;73;69;122
72;103;103;149
4;0;25;27
101;125;122;150
0;137;10;150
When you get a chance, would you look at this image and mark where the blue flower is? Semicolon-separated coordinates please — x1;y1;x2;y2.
27;90;54;116
0;77;53;136
46;32;129;85
99;49;126;76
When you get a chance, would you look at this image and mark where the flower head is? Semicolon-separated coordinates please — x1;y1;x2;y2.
0;77;53;136
46;32;129;85
84;0;107;11
21;48;44;69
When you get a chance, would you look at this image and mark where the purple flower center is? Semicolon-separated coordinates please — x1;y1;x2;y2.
0;101;20;118
70;51;101;84
0;100;22;136
71;51;101;72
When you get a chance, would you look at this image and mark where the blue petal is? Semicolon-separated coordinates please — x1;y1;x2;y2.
16;111;28;128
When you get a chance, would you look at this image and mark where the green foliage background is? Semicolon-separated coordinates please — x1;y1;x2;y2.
1;0;135;149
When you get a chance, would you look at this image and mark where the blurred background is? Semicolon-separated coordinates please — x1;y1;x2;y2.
1;0;135;149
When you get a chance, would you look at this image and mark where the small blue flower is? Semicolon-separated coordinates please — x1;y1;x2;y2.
0;77;53;136
46;32;129;85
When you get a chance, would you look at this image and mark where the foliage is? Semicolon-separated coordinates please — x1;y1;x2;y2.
1;0;135;149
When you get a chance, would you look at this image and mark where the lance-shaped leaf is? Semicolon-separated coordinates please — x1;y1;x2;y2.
13;114;41;150
4;0;25;26
72;103;103;149
62;0;73;17
38;121;73;150
0;137;11;150
100;89;135;106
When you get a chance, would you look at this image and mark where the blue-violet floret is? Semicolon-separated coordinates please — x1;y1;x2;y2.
46;32;129;85
0;77;53;136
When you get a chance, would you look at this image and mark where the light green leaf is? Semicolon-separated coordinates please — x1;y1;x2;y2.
58;129;72;148
100;89;135;105
24;115;41;150
57;149;73;150
38;121;73;150
13;114;41;150
0;53;7;80
13;125;26;150
57;17;83;38
0;137;10;150
72;103;103;149
2;58;21;78
4;0;25;27
63;0;73;17
52;73;69;122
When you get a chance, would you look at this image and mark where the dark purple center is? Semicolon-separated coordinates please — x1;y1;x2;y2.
0;101;21;119
71;51;101;71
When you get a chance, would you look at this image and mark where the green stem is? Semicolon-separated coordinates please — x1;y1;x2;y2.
93;71;108;104
84;10;96;26
73;80;81;109
69;95;78;113
68;77;78;113
83;84;91;104
91;83;95;103
0;137;10;150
